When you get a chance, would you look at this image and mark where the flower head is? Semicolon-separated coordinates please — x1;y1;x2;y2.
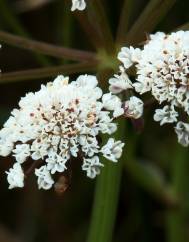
117;31;189;146
0;75;124;189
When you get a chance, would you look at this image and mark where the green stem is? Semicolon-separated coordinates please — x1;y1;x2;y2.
74;12;104;50
87;0;114;54
174;22;189;31
0;62;97;83
87;120;125;242
0;31;97;62
166;145;188;242
116;0;133;44
125;0;177;44
0;0;50;66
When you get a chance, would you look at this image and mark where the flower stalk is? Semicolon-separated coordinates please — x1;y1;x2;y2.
0;62;97;83
166;145;189;242
0;31;97;62
87;120;125;242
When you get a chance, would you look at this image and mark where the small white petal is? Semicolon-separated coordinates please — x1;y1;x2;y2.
175;121;189;147
101;138;125;162
6;163;24;189
71;0;86;11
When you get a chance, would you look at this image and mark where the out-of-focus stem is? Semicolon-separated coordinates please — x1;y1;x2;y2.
175;22;189;31
74;12;104;50
166;145;188;242
125;0;177;44
0;0;50;66
75;0;114;53
124;133;178;207
87;0;114;54
0;31;97;62
0;62;97;83
87;120;125;242
116;0;133;44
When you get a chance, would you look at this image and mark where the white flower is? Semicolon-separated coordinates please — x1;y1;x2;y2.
102;93;124;118
71;0;86;11
0;74;124;189
124;96;143;119
35;166;54;190
101;138;125;162
118;47;141;69
175;121;189;147
154;105;178;125
6;163;24;189
82;156;104;179
13;144;30;163
109;66;133;94
117;31;189;145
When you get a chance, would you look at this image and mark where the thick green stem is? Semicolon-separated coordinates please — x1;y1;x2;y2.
166;145;189;242
87;120;125;242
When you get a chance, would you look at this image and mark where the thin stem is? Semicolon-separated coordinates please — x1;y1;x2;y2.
74;12;104;50
174;22;189;31
166;145;189;242
0;62;97;83
87;0;114;53
125;0;177;44
0;0;50;66
87;120;125;242
116;0;133;44
0;31;97;62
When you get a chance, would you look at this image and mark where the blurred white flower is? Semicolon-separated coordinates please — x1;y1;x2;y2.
101;138;125;162
35;166;54;190
71;0;86;11
175;121;189;147
124;96;143;119
6;163;24;189
109;66;133;94
102;93;124;118
154;105;178;126
118;47;141;69
82;156;104;179
13;144;30;163
0;75;124;189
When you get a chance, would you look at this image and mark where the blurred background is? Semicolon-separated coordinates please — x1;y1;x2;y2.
0;0;189;242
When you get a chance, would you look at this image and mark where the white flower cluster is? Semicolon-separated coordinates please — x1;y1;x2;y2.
71;0;86;11
0;75;124;190
108;65;144;120
117;31;189;147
